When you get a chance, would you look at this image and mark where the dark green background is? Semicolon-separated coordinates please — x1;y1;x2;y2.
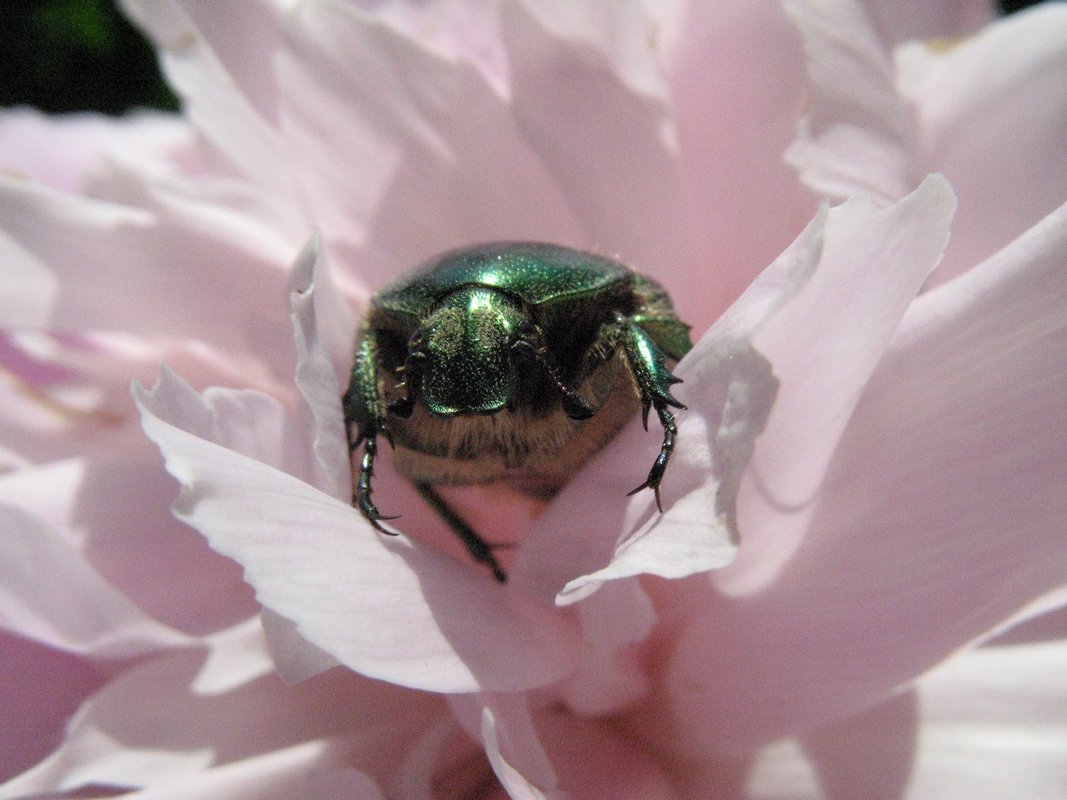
0;0;1049;115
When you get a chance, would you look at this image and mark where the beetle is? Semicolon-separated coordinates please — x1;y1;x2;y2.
342;242;692;581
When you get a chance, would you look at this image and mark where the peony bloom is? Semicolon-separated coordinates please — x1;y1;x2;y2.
2;0;1066;797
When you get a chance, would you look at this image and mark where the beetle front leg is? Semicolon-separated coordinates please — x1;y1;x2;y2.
350;430;400;532
615;320;686;511
626;399;679;512
343;330;399;532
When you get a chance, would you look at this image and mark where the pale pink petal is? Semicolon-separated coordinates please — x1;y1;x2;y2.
796;691;919;800
784;0;918;203
394;715;495;800
165;0;287;127
306;766;386;800
288;233;356;502
0;180;294;368
73;741;359;800
657;0;817;324
503;2;690;282
137;383;580;693
454;696;561;800
482;708;560;800
0;646;432;797
902;639;1067;798
902;3;1067;286
0;452;257;636
190;619;276;695
73;456;260;634
0;452;82;528
728;696;915;800
981;587;1067;647
0;108;191;194
275;0;581;288
859;0;994;45
558;580;657;715
0;190;58;329
662;199;1067;753
259;609;341;685
552;177;954;601
750;638;1067;799
120;0;294;197
728;175;955;589
482;701;680;800
0;330;291;472
0;504;190;657
103;5;308;266
543;719;678;800
0;632;106;785
135;370;293;469
339;1;509;92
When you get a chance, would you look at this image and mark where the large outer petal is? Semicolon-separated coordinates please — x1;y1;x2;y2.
786;0;1067;290
0;108;191;195
0;454;258;636
136;377;579;693
725;175;955;589
901;638;1067;798
168;0;288;126
0;644;431;798
740;635;1067;799
274;0;583;290
0;178;294;371
503;1;689;283
902;3;1067;286
661;198;1067;754
0;632;106;785
656;0;816;324
120;0;293;199
0;504;189;657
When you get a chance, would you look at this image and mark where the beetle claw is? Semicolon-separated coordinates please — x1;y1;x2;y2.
367;512;402;535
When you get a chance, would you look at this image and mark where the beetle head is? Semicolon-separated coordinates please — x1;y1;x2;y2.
404;286;525;416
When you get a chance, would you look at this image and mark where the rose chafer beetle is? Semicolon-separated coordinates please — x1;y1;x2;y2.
343;242;692;581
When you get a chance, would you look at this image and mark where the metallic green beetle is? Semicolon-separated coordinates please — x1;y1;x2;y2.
343;242;692;581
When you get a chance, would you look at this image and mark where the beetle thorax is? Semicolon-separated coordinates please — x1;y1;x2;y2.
416;286;524;416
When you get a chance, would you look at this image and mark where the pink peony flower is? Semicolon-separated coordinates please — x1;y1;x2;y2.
2;1;1066;797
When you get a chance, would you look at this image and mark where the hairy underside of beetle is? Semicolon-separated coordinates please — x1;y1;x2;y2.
384;350;644;496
